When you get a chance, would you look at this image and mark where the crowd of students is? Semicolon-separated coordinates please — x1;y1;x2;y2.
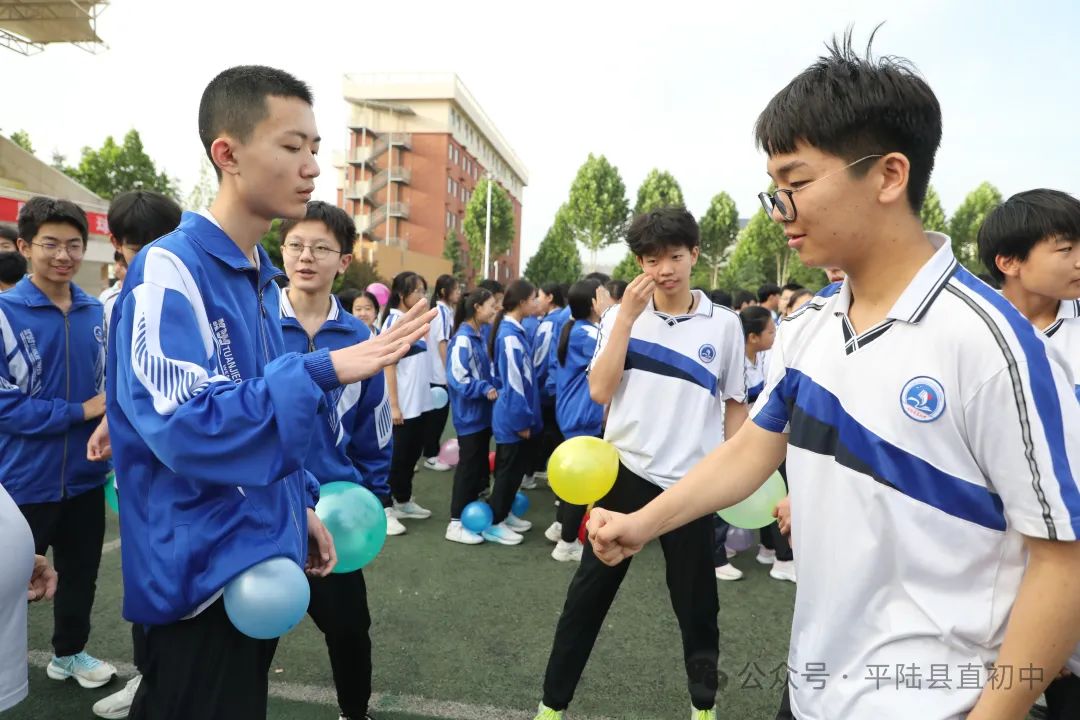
3;32;1080;720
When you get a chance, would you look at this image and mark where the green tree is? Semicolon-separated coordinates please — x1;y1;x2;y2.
463;177;515;276
718;207;830;290
9;130;34;155
442;229;467;282
698;192;739;288
186;157;216;211
919;185;947;233
948;182;1002;272
65;129;178;200
612;251;641;282
259;219;283;269
524;207;582;285
564;154;629;269
340;259;386;293
633;169;685;215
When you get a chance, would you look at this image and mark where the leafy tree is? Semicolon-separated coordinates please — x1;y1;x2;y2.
463;177;514;276
919;184;948;233
9;130;34;154
186;157;216;211
633;169;684;214
442;229;467;282
612;251;641;282
64;129;178;200
948;182;1002;272
564;154;629;269
698;192;739;288
524;207;583;285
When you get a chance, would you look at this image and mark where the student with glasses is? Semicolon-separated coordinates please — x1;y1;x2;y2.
0;196;114;691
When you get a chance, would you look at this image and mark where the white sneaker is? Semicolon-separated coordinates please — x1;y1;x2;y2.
714;564;744;581
93;674;141;718
393;499;432;519
482;522;523;546
533;471;548;482
551;540;583;562
520;474;538;490
544;521;563;543
770;559;796;583
725;547;737;559
445;521;484;545
423;457;452;472
385;508;407;536
504;513;532;532
756;545;776;565
47;651;116;689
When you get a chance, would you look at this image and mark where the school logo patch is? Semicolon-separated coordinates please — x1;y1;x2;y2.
900;376;946;423
698;344;716;363
94;325;104;344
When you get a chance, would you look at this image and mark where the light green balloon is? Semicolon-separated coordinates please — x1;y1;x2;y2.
718;471;786;529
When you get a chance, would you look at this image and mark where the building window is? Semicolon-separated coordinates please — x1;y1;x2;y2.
445;210;451;229
448;144;453;161
447;177;453;194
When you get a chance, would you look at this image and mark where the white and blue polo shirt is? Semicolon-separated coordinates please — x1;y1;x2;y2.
752;232;1080;719
427;300;454;386
383;307;432;420
1042;298;1080;402
591;289;745;490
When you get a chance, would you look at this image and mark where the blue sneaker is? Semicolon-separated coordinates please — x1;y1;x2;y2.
47;651;116;689
482;522;523;546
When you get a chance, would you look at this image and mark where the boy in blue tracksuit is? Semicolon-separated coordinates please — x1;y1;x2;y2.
488;279;542;546
445;287;499;545
0;197;113;689
529;283;565;487
107;66;432;720
278;202;392;720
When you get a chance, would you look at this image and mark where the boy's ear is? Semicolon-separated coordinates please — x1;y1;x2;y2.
995;254;1022;279
338;253;353;276
210;136;241;178
109;234;122;252
689;247;700;266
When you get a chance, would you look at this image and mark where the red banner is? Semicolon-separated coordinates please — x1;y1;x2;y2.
0;195;109;236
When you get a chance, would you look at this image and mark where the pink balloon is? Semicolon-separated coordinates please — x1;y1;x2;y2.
366;282;390;307
437;438;460;467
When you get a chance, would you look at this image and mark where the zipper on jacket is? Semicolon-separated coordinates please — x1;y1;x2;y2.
60;311;71;498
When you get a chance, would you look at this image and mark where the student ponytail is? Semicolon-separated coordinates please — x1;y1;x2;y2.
739;305;773;340
388;271;427;315
451;288;492;337
432;274;458;304
558;279;602;366
488;278;536;359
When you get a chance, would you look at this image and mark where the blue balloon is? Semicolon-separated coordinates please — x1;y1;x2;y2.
430;386;449;409
511;491;530;517
224;556;310;640
461;501;494;534
316;482;387;573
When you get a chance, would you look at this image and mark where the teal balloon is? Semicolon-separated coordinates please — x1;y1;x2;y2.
511;491;530;517
104;472;119;514
430;386;449;409
224;556;310;639
718;471;787;529
315;482;387;573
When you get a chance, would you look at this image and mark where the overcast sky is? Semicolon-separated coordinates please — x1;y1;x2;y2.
3;0;1077;267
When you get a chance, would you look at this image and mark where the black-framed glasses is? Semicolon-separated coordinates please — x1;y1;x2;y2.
758;154;884;222
32;240;85;258
282;240;342;260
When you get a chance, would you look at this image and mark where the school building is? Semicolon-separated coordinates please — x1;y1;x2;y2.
337;72;528;284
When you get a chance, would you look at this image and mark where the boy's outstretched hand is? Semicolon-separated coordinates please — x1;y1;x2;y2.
330;299;436;385
587;507;651;566
305;508;337;577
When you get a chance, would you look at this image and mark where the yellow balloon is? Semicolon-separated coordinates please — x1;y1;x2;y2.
547;436;620;505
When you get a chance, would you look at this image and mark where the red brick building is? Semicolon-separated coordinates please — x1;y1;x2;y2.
337;73;528;283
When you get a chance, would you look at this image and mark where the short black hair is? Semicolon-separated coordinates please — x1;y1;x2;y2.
199;65;314;180
740;305;774;339
584;272;611;285
279;201;356;252
606;280;627;301
757;283;781;303
978;189;1080;284
709;289;732;308
17;196;87;245
733;289;756;309
0;251;27;285
337;288;361;311
108;190;182;250
540;282;565;307
781;282;805;293
478;279;504;295
433;274;460;302
754;27;942;212
626;207;699;257
0;223;17;243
